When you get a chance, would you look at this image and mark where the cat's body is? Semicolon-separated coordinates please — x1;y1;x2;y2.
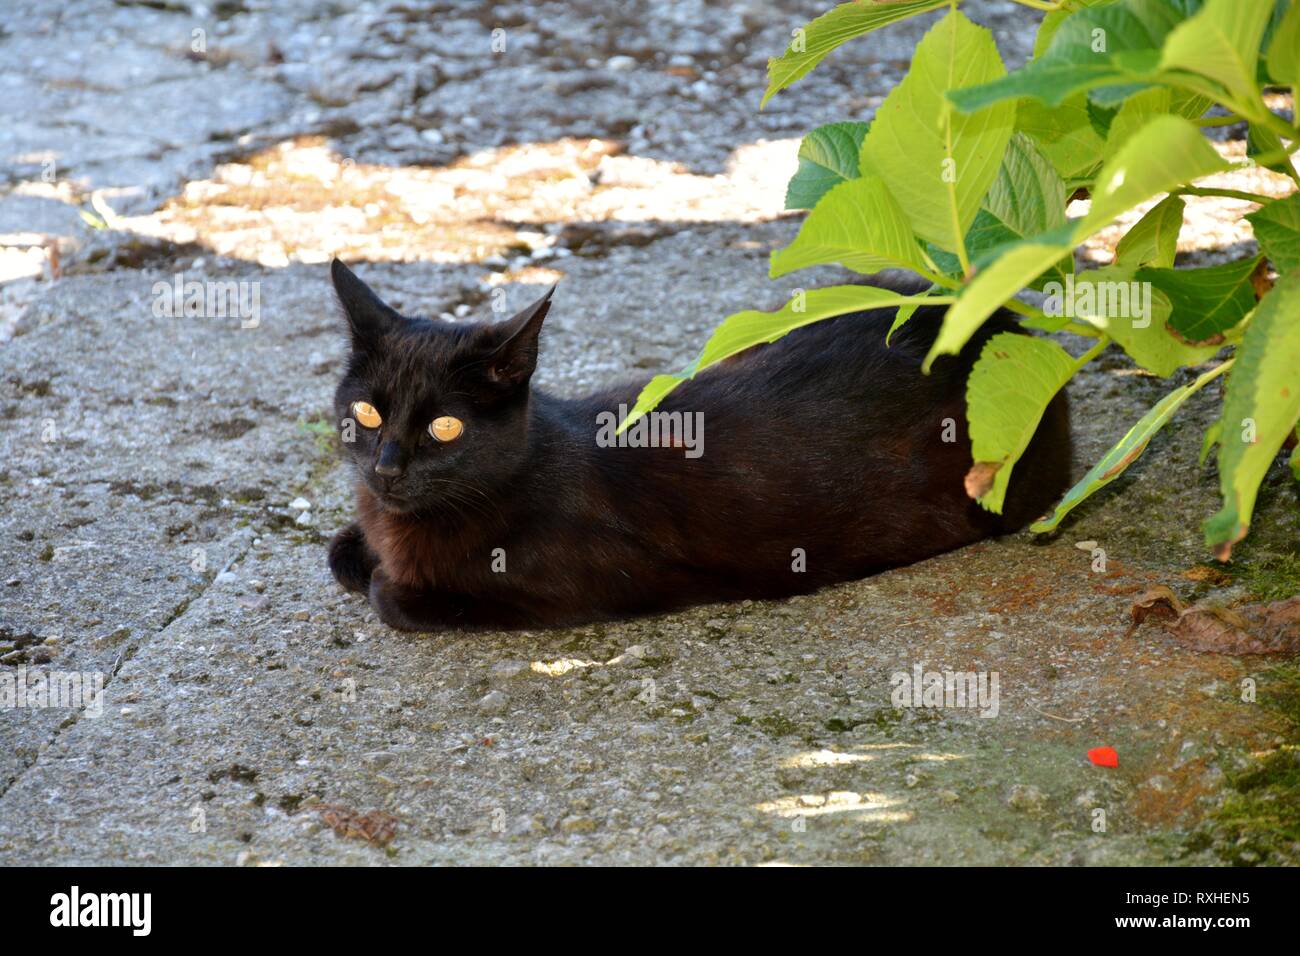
327;260;1071;630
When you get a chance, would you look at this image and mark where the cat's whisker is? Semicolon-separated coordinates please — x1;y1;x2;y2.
425;476;505;523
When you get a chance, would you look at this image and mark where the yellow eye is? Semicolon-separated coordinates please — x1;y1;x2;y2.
429;416;463;442
351;401;382;429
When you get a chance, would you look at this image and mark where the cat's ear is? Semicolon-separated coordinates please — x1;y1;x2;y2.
484;283;555;387
331;259;402;345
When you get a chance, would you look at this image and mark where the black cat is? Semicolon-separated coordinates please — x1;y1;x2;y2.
326;259;1071;630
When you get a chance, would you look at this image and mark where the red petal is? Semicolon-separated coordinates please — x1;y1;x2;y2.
1087;746;1119;768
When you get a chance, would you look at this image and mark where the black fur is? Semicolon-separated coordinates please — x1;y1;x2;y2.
327;260;1072;630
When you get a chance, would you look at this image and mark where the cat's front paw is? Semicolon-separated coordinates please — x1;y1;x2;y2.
329;522;377;593
367;568;431;632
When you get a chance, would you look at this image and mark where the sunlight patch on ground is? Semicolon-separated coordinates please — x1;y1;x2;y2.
756;790;911;823
779;741;932;769
109;135;799;268
912;751;968;763
530;657;603;677
782;749;879;769
482;265;566;286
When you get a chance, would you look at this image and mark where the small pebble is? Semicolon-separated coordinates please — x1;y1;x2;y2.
1007;784;1047;813
490;660;530;682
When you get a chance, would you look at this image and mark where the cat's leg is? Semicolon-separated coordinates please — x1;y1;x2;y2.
328;522;379;593
367;568;462;632
367;569;532;631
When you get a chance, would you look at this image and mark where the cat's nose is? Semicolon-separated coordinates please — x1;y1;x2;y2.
374;440;406;479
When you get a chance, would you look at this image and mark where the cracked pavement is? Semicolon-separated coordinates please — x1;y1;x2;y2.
1;0;1298;865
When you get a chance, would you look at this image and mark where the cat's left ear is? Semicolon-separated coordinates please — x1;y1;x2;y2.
331;258;403;346
485;283;556;387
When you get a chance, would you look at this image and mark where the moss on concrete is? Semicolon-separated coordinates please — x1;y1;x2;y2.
1194;665;1300;864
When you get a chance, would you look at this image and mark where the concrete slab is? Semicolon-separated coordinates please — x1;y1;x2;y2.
1;0;1297;865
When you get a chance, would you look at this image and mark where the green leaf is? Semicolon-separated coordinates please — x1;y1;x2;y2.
1248;192;1300;273
617;374;684;437
926;230;1077;371
928;133;1073;287
1104;87;1172;152
1083;115;1228;229
1032;360;1231;532
1261;0;1298;71
1065;264;1221;376
1203;269;1300;558
948;0;1195;113
770;175;926;277
925;115;1227;369
694;287;932;369
1087;96;1120;140
79;208;108;230
928;211;1020;278
1267;0;1300;89
1138;256;1262;342
785;121;870;210
983;132;1069;239
1115;195;1185;267
1200;418;1224;466
965;333;1079;513
618;286;947;433
1033;0;1112;58
1171;89;1215;121
1015;95;1106;181
762;0;950;107
859;9;1015;255
928;213;1075;290
1159;0;1273;107
1246;122;1290;175
886;284;940;344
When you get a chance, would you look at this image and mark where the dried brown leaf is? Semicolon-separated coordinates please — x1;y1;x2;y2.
1182;564;1234;586
319;805;398;847
1130;585;1184;629
964;461;1001;500
1250;257;1274;300
1129;591;1300;655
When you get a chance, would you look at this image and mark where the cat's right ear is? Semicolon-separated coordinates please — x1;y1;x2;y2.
331;259;402;346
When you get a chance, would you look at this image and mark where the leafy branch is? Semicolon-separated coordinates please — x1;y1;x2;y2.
627;0;1300;560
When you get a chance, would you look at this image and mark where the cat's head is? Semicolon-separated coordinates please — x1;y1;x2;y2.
329;259;553;515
